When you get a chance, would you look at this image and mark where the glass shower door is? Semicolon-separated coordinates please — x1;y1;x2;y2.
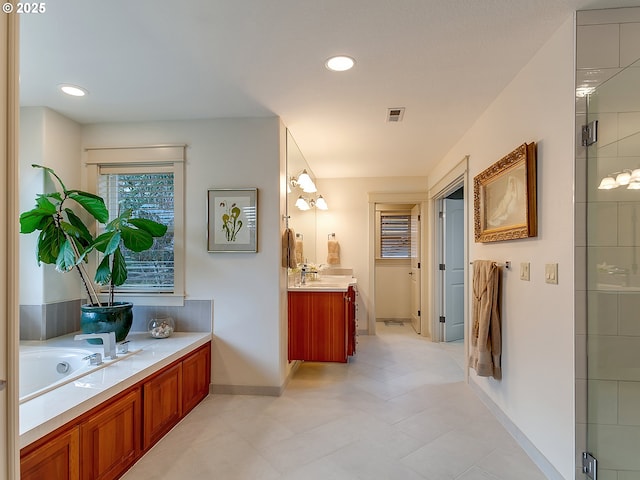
585;57;640;478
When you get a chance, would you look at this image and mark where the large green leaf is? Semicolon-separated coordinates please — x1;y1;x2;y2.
111;247;128;286
65;209;93;244
55;239;77;272
37;223;65;265
67;191;109;223
127;218;168;237
92;231;121;254
19;209;50;233
94;256;111;285
35;195;57;214
120;226;153;252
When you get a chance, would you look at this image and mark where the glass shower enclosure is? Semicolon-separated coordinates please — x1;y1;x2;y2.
585;57;640;478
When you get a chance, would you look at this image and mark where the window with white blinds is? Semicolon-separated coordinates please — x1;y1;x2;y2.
86;146;185;301
98;169;175;291
379;212;411;258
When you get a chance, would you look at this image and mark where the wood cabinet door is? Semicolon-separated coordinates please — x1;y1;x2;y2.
289;291;348;362
80;389;141;480
182;343;211;415
21;427;80;480
143;362;183;451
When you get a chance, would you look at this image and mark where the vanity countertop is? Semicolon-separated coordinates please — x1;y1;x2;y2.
288;276;357;292
19;331;211;448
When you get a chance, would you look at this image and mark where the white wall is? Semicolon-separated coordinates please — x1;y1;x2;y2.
316;177;427;333
428;16;576;479
19;107;82;305
82;117;288;390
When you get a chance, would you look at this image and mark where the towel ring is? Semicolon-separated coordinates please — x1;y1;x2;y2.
470;261;510;269
328;233;336;240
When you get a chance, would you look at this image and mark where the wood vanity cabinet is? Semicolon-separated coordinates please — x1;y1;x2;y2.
288;287;356;363
20;426;80;480
80;389;141;480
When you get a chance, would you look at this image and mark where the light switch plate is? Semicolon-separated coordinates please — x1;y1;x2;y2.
545;263;558;284
520;262;530;281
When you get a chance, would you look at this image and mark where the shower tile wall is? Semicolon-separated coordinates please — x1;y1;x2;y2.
576;7;640;478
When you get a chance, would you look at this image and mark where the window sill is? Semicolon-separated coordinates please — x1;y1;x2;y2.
95;293;185;307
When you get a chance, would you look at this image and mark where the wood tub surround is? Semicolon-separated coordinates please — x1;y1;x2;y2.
20;339;211;480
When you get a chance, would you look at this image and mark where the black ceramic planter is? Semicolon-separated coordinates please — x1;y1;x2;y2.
80;302;133;343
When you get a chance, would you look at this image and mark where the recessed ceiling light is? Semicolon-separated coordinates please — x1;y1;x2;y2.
325;55;355;72
59;84;88;97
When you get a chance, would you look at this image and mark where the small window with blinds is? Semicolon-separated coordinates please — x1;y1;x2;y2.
379;212;411;258
98;171;175;291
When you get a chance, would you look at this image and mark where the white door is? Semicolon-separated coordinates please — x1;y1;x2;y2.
444;197;464;341
410;205;421;334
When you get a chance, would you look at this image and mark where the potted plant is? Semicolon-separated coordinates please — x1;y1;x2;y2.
19;164;168;342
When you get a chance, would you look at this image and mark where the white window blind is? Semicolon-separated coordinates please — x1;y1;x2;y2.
98;169;175;291
380;213;411;258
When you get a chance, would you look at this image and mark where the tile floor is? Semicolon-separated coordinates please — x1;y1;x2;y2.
122;322;548;479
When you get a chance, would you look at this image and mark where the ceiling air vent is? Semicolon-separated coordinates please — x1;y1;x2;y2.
387;107;405;122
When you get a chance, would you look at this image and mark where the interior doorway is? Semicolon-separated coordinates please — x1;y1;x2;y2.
434;181;466;343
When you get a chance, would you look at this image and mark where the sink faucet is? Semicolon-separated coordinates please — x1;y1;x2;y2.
74;332;117;360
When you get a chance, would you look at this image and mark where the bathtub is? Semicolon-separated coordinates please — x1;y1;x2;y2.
19;346;139;404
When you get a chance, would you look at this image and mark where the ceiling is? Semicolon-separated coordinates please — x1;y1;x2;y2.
19;0;639;179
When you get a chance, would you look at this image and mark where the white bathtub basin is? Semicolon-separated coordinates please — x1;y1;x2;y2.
19;346;140;404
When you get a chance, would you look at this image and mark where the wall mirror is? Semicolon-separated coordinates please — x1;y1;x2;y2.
286;130;317;265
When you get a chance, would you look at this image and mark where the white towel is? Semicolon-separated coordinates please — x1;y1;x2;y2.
327;239;340;265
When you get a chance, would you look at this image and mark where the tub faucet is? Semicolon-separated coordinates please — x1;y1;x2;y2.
74;332;117;360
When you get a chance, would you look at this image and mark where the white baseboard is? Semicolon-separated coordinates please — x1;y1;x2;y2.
469;379;564;480
209;360;302;397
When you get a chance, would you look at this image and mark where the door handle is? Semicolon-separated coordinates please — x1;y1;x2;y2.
0;380;6;389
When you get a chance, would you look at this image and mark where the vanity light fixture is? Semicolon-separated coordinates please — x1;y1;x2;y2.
296;169;317;193
315;195;328;210
325;55;355;72
295;196;311;211
598;176;617;190
598;169;640;190
59;83;88;97
616;170;632;186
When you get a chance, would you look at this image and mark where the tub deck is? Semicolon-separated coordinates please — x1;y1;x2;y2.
19;331;211;448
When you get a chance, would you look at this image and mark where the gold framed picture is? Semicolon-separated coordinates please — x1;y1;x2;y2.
473;143;537;243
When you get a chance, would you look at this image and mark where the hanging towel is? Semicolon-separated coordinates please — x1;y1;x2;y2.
469;260;502;380
282;228;297;268
327;239;340;265
295;235;304;266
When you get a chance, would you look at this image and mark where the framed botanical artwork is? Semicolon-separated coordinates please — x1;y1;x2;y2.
473;142;537;243
207;188;258;252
